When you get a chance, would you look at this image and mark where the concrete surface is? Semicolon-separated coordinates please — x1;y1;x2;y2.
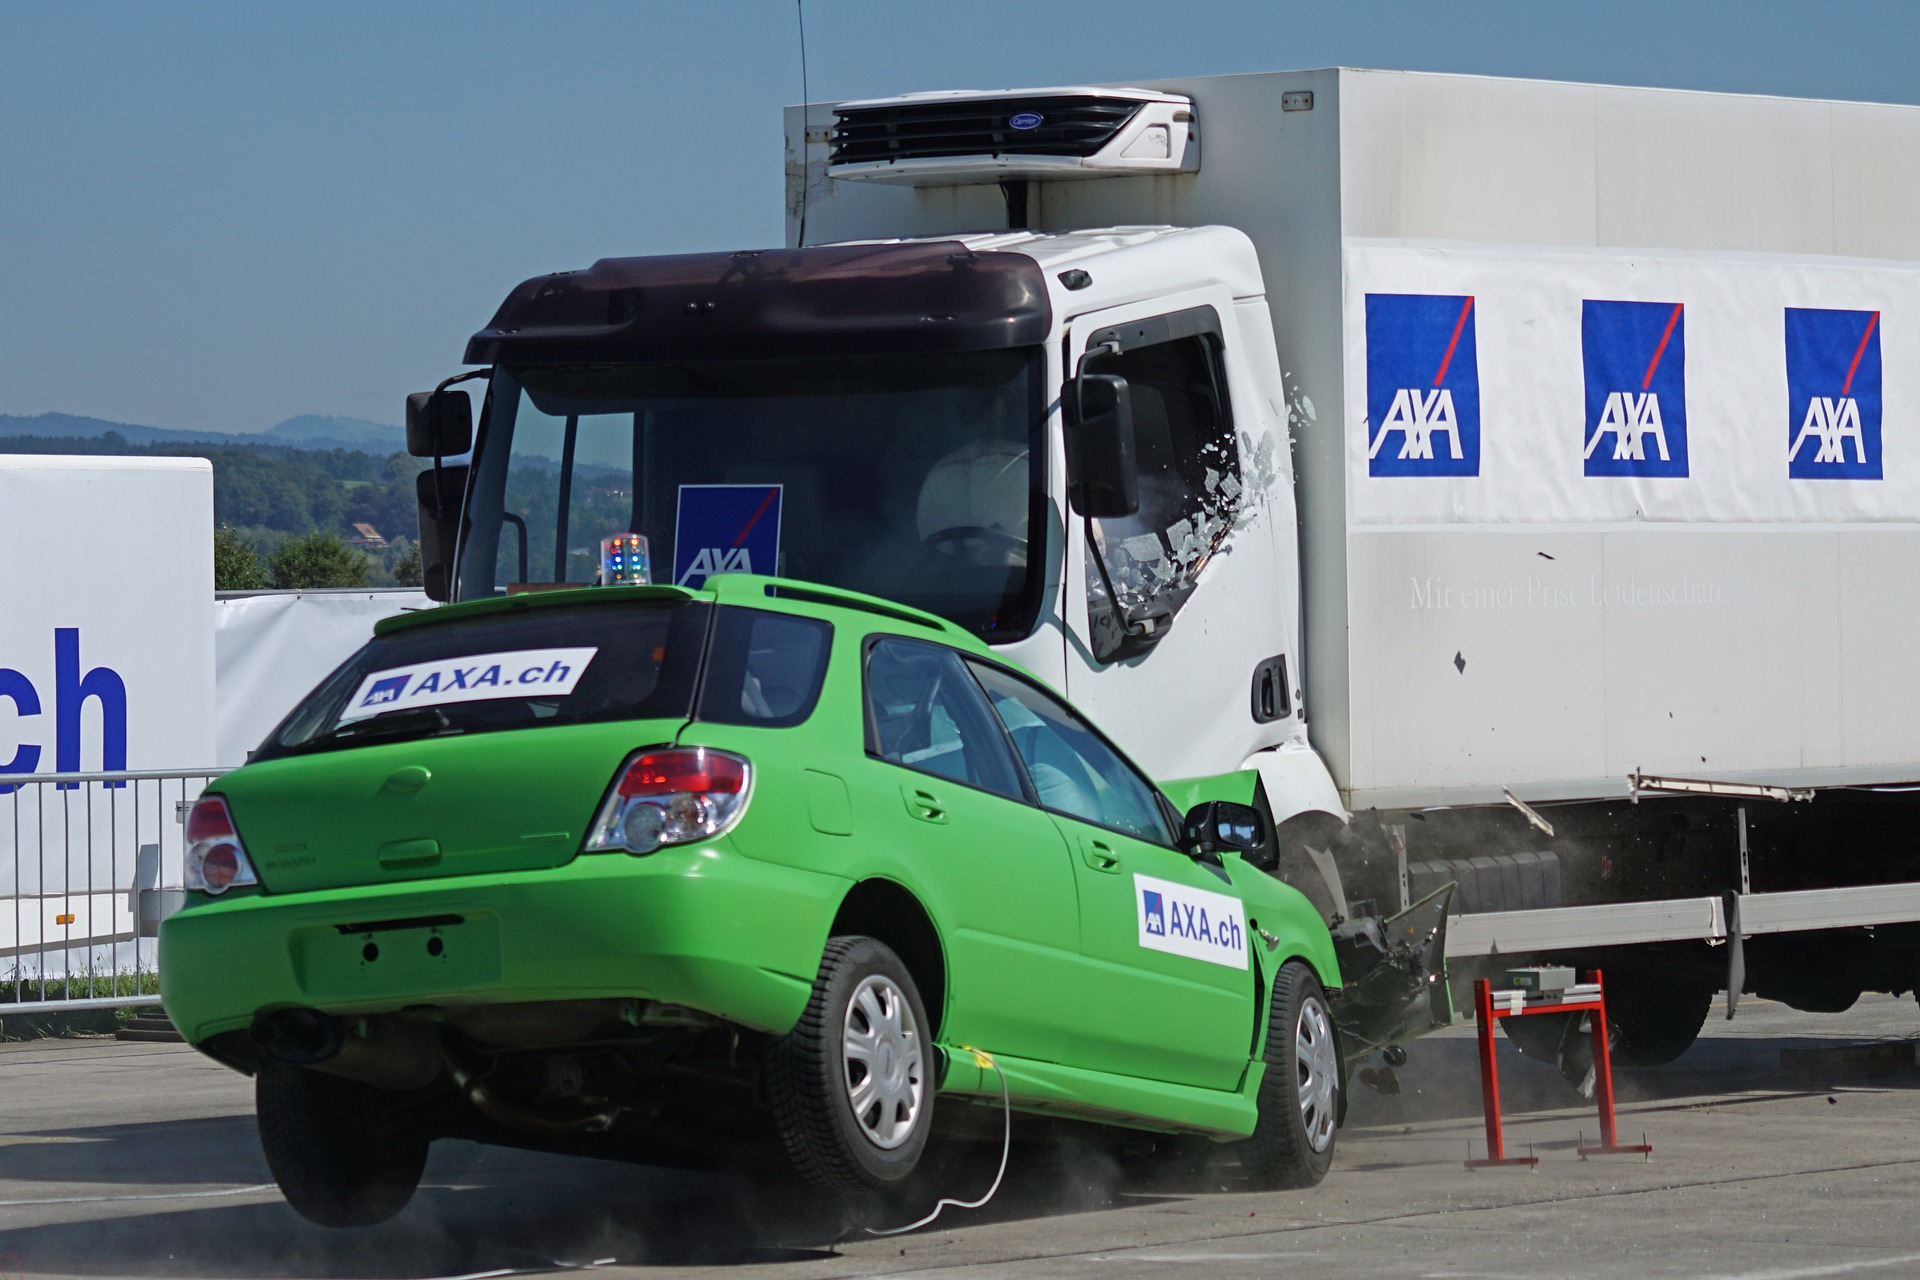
3;994;1920;1278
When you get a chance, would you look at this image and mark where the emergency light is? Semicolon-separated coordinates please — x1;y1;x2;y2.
600;534;651;586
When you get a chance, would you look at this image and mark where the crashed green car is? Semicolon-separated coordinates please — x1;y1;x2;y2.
161;574;1343;1226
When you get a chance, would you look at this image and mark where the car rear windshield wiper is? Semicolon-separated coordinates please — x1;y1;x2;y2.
309;706;454;748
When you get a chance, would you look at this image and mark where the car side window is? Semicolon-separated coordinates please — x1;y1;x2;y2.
966;661;1175;845
697;606;832;727
865;637;1026;800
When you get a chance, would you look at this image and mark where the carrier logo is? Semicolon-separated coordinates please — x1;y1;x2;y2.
1008;112;1044;130
1364;294;1479;476
1134;874;1247;970
1583;300;1688;477
1787;308;1882;480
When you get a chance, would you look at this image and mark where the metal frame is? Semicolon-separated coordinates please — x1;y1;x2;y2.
0;768;218;1015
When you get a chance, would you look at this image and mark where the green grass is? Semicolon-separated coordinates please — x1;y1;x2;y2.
0;967;160;1006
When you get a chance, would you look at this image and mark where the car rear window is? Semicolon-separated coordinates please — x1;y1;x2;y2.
255;600;711;760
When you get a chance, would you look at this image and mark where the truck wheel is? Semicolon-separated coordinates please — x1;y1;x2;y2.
256;1062;428;1227
1607;977;1714;1067
1237;960;1338;1189
767;936;933;1192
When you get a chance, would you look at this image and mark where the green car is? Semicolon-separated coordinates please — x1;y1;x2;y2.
161;575;1343;1226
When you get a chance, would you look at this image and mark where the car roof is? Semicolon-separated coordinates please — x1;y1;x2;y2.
374;574;995;658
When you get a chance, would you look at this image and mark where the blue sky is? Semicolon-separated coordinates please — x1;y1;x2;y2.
3;1;1917;434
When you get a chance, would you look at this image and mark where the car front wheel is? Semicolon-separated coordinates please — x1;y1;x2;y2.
767;935;933;1192
1238;960;1339;1189
256;1062;429;1227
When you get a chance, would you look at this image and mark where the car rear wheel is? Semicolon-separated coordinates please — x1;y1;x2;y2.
256;1061;429;1227
767;935;933;1192
1238;960;1339;1189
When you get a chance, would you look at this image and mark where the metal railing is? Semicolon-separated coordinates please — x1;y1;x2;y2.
0;769;222;1015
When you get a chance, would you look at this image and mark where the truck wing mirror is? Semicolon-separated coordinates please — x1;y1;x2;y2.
1065;372;1140;518
1182;799;1271;867
406;388;473;459
415;464;469;602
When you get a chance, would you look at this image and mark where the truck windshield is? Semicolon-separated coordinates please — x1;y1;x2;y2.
456;350;1047;640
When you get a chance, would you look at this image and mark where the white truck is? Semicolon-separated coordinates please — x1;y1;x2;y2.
405;68;1920;1072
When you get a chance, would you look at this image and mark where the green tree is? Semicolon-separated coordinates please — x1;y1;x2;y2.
213;526;270;590
391;540;423;588
270;529;371;589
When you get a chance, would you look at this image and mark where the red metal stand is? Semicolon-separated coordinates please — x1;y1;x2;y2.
1465;969;1653;1169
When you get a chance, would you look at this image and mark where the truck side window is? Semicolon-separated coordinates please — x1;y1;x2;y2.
864;637;1026;800
1081;319;1238;664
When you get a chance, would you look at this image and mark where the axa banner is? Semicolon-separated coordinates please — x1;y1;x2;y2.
1364;293;1480;476
1344;241;1920;526
1787;308;1882;480
1134;873;1248;970
673;484;783;588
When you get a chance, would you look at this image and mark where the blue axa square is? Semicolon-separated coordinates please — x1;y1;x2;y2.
1364;294;1480;476
1786;307;1882;480
1142;889;1166;935
1583;300;1689;477
360;674;409;709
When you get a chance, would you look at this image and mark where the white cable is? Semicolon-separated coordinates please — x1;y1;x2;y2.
862;1051;1010;1237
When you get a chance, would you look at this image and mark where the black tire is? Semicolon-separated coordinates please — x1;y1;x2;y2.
1237;961;1339;1189
1608;977;1714;1068
256;1062;429;1227
1501;1009;1579;1064
766;936;934;1193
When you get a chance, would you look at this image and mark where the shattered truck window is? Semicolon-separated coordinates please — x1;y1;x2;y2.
1082;330;1246;663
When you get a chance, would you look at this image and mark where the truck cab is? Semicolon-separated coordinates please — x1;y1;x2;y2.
422;225;1334;811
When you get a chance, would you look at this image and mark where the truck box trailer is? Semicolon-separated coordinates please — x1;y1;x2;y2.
408;68;1920;1069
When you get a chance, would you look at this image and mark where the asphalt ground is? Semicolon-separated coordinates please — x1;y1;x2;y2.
4;995;1920;1279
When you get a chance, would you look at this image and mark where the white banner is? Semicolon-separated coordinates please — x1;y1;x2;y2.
214;589;430;764
1344;241;1920;527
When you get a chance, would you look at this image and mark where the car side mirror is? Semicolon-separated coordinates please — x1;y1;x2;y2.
1183;800;1271;867
406;388;473;458
1065;373;1139;518
415;464;469;602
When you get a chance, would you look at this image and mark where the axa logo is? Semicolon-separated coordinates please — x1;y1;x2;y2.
1364;294;1480;476
0;629;127;794
1786;308;1882;480
1142;889;1166;936
675;546;756;586
361;675;409;708
1583;300;1688;477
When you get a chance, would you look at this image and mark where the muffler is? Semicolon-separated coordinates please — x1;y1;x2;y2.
249;1009;443;1092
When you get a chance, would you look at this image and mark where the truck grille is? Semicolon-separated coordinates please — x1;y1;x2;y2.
830;95;1146;166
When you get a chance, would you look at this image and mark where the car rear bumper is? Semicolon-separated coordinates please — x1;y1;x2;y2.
159;841;841;1047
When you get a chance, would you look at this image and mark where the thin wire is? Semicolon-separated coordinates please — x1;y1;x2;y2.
795;0;810;247
862;1056;1011;1238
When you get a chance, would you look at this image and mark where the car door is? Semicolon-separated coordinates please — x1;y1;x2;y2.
966;659;1254;1091
854;634;1083;1066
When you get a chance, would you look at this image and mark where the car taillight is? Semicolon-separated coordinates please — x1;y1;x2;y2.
184;795;259;895
585;747;752;856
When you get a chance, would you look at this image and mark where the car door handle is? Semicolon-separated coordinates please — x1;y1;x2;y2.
1081;838;1122;873
901;784;949;824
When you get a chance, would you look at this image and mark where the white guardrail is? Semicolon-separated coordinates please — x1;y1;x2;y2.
0;769;219;1014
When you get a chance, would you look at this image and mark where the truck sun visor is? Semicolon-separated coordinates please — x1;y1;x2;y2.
465;242;1051;365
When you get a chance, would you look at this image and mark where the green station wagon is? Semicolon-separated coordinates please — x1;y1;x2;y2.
161;575;1344;1226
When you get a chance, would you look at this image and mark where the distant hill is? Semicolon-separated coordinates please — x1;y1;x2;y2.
263;415;405;451
0;411;405;453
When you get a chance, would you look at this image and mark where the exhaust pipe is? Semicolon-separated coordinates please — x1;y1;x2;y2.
443;1043;619;1135
249;1009;442;1092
